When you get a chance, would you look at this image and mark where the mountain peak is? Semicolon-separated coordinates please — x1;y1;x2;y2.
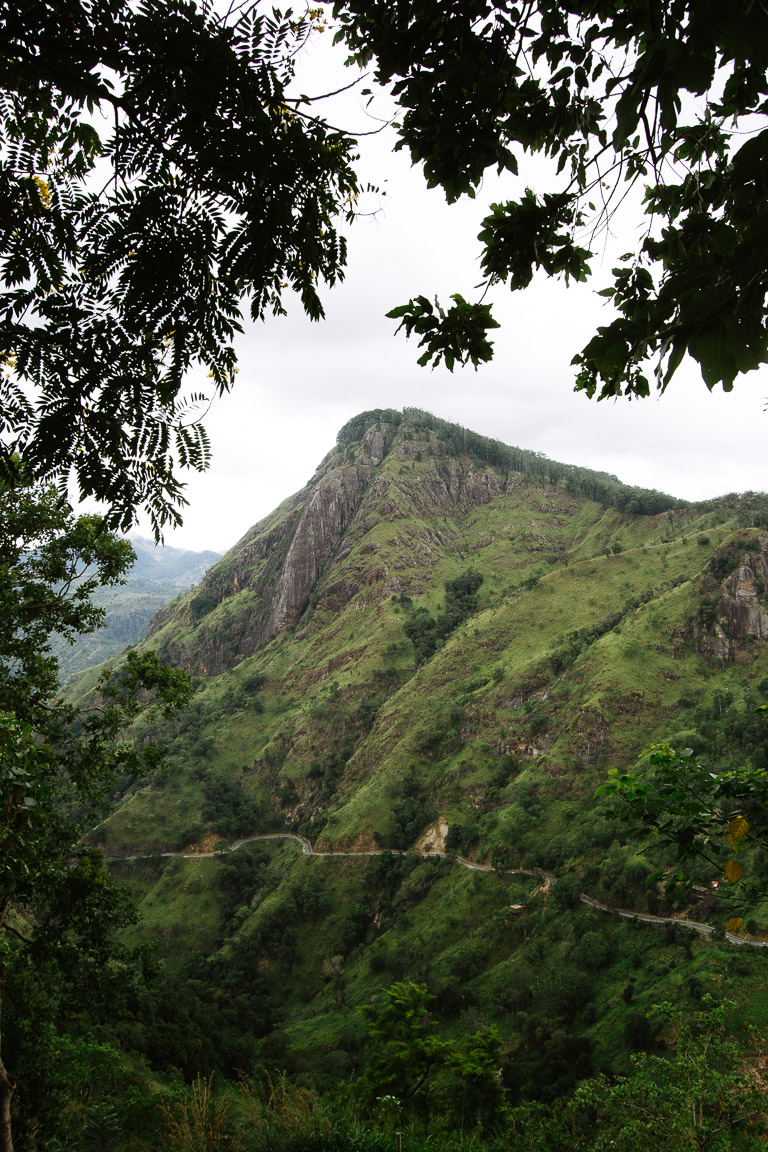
145;410;688;677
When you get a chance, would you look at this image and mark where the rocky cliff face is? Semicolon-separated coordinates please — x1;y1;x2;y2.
696;535;768;662
151;418;553;675
268;459;378;633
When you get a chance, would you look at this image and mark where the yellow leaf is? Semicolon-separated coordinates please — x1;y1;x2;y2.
724;859;743;884
726;815;750;847
726;917;743;932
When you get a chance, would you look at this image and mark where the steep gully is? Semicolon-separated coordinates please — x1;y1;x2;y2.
120;834;768;950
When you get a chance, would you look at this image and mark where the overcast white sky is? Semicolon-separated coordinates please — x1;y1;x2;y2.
140;24;768;555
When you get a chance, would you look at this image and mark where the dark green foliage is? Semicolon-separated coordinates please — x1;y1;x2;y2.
386;293;500;371
599;723;768;903
445;821;480;856
403;570;484;663
131;998;768;1150
218;845;270;910
0;486;131;717
571;931;611;971
506;1017;594;1103
527;712;548;738
308;738;356;797
549;875;584;912
173;822;204;850
293;873;332;919
189;592;217;621
135;860;298;1079
685;693;768;772
404;606;441;664
415;705;464;758
81;1103;121;1152
354;697;383;732
356;982;449;1118
0;480;192;1147
334;2;768;399
578;999;765;1150
444;569;483;611
200;771;260;839
221;680;265;716
3;865;154;1146
3;1;361;532
127;958;275;1080
390;794;437;850
363;851;420;908
340;900;373;951
336;410;404;445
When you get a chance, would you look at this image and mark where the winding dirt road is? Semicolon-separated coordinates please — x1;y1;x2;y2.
120;833;767;949
126;832;555;883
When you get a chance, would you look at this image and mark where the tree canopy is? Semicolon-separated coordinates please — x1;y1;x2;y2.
333;1;768;397
0;479;191;1148
3;0;767;535
0;0;361;533
599;730;768;914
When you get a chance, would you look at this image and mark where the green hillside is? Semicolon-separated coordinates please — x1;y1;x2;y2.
77;409;768;1136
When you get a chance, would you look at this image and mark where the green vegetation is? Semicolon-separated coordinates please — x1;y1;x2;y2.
340;408;683;515
7;413;768;1149
602;719;768;908
336;3;768;398
401;570;484;663
0;479;192;1150
2;2;361;532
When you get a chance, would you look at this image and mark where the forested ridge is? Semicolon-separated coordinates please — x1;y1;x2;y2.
338;408;685;515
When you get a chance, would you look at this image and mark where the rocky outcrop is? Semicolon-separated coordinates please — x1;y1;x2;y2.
158;464;374;673
268;463;373;630
146;417;569;675
696;537;768;662
400;458;507;515
360;421;395;466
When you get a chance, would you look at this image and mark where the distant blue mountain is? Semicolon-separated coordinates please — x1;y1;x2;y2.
55;536;221;680
126;535;222;588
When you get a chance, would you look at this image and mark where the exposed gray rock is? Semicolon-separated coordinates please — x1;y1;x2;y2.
147;418;579;675
697;537;768;663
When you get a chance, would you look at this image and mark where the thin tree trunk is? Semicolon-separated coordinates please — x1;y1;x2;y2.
0;896;15;1152
0;1052;14;1152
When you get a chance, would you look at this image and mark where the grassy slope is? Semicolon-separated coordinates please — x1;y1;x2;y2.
94;415;768;1087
